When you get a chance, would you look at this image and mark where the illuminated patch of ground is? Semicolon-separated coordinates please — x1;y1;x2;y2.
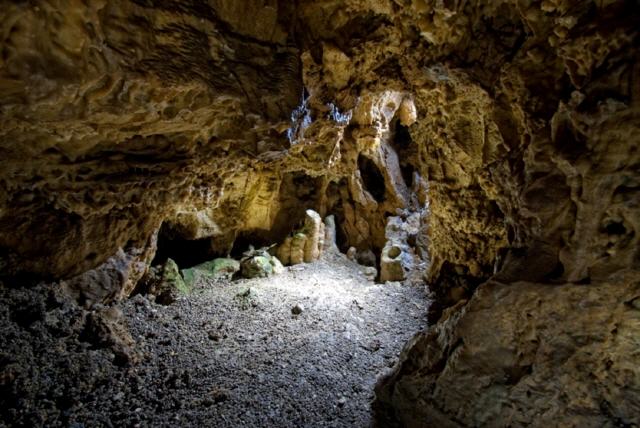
0;254;428;427
121;254;429;427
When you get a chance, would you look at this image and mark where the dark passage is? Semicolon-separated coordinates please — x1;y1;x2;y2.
358;155;386;203
152;223;214;268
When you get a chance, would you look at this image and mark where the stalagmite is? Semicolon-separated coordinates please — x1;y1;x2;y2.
277;237;293;266
302;210;322;263
323;215;339;253
289;233;307;265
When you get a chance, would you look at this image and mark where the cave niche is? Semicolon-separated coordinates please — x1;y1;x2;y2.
358;154;386;203
152;223;216;269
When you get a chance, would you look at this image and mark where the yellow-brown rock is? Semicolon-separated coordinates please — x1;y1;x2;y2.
0;0;638;425
376;274;640;426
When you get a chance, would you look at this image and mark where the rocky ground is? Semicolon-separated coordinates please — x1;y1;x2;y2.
0;254;429;427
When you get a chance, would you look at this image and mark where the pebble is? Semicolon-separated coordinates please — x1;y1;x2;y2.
292;304;305;315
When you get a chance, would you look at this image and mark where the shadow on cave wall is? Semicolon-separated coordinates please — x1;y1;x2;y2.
390;120;417;189
358;154;386;203
151;223;217;269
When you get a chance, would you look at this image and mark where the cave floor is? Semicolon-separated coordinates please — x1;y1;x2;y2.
0;253;429;427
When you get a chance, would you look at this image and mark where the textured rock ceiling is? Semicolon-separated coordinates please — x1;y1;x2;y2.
1;0;639;425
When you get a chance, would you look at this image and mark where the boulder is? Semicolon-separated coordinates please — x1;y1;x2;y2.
380;244;406;282
151;258;190;304
63;243;155;307
239;247;284;278
356;249;377;267
182;258;240;287
379;216;419;283
81;306;139;366
241;255;273;278
346;246;357;261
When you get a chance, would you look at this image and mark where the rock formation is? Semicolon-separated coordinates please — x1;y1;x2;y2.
276;209;331;265
240;247;284;278
0;0;638;425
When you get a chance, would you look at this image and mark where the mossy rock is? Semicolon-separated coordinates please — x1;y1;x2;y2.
181;258;240;287
153;258;190;304
241;255;274;279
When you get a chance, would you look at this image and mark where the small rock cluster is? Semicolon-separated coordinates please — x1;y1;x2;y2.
142;252;284;302
379;212;423;283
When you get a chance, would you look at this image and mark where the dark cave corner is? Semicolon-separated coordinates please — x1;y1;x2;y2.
151;223;218;269
358;154;386;203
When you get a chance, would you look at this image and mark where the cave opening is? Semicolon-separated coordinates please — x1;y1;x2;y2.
358;154;386;202
229;230;277;258
391;121;417;188
152;223;216;269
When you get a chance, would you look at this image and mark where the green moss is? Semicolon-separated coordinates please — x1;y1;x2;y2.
163;258;190;295
241;255;273;278
181;258;240;287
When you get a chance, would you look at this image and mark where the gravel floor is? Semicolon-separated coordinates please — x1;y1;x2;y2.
0;254;429;427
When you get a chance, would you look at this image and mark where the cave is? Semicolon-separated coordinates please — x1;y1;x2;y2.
358;154;386;203
153;223;217;269
1;1;639;427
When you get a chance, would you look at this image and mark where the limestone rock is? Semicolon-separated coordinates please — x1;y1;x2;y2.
63;241;156;307
375;275;640;426
81;306;139;366
276;210;326;265
290;233;307;266
0;0;638;424
241;256;274;279
276;237;293;266
182;258;240;287
322;215;339;253
271;257;285;275
150;259;190;305
380;244;406;283
322;45;352;90
239;247;284;279
356;249;376;267
379;215;424;283
302;210;322;263
362;266;378;281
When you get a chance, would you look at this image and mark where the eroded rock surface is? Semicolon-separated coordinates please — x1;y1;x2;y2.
0;0;639;426
376;274;640;427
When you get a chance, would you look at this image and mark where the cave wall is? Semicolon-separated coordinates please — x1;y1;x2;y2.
0;0;301;280
0;0;425;297
1;0;639;425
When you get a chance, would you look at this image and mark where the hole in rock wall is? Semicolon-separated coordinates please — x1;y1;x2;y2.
324;180;351;253
604;221;626;235
554;120;588;161
391;121;417;188
230;231;278;258
152;223;216;269
358;154;386;203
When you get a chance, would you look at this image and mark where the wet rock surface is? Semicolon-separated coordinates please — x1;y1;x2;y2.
0;256;428;427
